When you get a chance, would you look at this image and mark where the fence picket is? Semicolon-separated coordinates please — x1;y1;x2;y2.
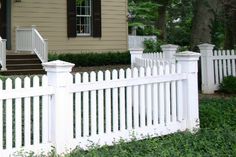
112;70;118;132
24;77;31;146
152;66;158;125
146;67;152;126
165;64;171;124
75;73;82;138
139;67;145;127
42;75;49;143
98;71;104;134
214;59;219;84
126;68;132;130
133;68;139;128
226;50;232;75
232;50;236;76
218;51;223;82
222;50;227;77
33;76;40;144
6;79;13;149
176;63;183;121
105;70;111;133
15;78;22;148
171;64;177;122
158;66;165;125
119;69;125;131
83;73;89;137
90;72;97;135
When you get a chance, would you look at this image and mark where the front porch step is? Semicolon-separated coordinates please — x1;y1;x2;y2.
6;64;43;70
0;54;45;76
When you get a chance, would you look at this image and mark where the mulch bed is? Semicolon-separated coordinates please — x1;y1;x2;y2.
72;64;131;73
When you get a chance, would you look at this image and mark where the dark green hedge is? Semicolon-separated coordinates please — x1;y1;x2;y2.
48;52;131;67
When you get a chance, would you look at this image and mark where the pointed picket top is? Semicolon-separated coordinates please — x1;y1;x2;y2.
126;68;132;79
83;72;89;83
112;69;118;80
119;69;125;79
24;77;31;88
75;73;81;84
105;70;111;81
98;71;104;81
90;71;96;82
6;78;13;90
15;77;22;89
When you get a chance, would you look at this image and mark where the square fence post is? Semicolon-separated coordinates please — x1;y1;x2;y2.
129;48;143;67
198;43;215;94
175;51;201;132
43;60;75;154
161;44;178;61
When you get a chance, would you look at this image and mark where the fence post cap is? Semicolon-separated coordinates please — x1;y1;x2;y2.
175;51;201;60
129;48;144;54
42;60;74;72
161;44;179;49
129;48;144;51
198;43;215;49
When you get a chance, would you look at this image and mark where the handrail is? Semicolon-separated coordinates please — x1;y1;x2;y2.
16;26;48;63
0;37;7;71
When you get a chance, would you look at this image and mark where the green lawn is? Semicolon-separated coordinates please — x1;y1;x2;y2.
65;96;236;157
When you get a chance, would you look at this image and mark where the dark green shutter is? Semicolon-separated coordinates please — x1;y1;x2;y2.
67;0;77;38
92;0;102;37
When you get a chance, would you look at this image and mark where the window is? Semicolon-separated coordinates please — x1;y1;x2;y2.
76;0;91;36
67;0;101;38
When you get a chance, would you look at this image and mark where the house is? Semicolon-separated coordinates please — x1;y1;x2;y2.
0;0;128;74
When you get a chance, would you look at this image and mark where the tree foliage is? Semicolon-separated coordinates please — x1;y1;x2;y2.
128;0;236;49
128;1;160;35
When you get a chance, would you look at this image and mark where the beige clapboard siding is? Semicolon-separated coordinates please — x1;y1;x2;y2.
11;0;128;53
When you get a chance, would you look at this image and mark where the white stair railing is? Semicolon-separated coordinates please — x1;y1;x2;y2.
0;37;7;71
16;26;48;62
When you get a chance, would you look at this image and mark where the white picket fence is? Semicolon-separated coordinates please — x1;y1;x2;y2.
0;52;200;156
198;44;236;93
130;43;236;94
130;44;179;67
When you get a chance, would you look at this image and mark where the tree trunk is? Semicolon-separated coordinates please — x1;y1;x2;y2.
190;0;220;50
155;0;170;41
223;0;236;49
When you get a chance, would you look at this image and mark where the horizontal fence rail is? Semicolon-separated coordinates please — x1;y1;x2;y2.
199;44;236;93
16;26;48;63
0;53;200;155
0;37;7;71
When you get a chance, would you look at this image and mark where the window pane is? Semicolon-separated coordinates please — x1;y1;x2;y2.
76;17;91;34
76;0;91;35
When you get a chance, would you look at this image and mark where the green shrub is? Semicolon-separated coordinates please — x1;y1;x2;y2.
48;52;130;67
219;76;236;94
143;39;163;52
